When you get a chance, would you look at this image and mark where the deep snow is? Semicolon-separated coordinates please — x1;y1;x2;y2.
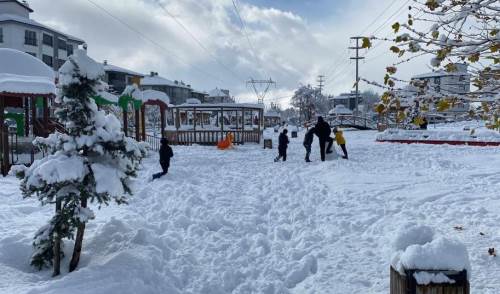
1;128;499;293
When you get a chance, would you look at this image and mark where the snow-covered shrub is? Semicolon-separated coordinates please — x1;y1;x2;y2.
15;49;145;274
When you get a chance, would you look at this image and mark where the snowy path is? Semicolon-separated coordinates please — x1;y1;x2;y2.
0;130;499;293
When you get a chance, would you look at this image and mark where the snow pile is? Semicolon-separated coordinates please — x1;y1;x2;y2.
413;271;455;285
0;48;55;94
392;223;435;251
392;224;471;279
23;152;88;188
142;89;170;105
377;128;500;143
122;84;143;100
59;49;104;86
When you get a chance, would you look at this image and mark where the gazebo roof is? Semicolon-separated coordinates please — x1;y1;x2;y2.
0;48;55;95
142;89;170;105
170;102;264;111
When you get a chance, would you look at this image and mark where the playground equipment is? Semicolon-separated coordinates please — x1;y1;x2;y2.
217;132;234;150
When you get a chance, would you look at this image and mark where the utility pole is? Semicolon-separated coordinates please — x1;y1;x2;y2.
316;75;325;95
349;37;365;114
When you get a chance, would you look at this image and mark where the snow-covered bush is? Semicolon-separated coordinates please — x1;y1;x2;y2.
14;49;145;275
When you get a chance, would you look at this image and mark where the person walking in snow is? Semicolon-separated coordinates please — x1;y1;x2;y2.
274;129;289;162
303;127;315;162
314;116;332;161
332;127;348;159
153;138;174;180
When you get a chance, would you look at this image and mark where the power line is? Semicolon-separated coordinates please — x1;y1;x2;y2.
359;0;400;36
154;0;246;83
231;0;268;78
85;0;225;84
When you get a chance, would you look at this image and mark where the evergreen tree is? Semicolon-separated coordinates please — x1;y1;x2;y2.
14;50;146;276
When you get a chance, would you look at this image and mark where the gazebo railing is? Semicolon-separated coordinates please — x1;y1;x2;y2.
165;129;261;146
145;134;161;151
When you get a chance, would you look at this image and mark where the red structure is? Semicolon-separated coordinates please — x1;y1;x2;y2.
1;49;57;175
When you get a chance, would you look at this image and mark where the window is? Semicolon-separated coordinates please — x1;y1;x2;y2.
67;44;73;56
42;33;53;46
433;77;441;84
0;27;3;43
58;38;67;50
25;30;37;46
25;52;36;57
42;54;53;67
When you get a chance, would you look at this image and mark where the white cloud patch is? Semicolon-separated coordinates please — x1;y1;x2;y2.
28;0;432;107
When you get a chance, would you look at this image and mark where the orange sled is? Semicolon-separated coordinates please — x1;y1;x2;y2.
217;132;234;150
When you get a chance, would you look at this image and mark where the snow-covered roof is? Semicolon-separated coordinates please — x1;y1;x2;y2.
103;63;144;77
141;75;190;89
142;89;170;105
265;110;281;118
0;48;55;95
328;105;353;115
171;102;264;109
0;13;84;43
412;70;471;79
185;98;201;104
208;88;229;97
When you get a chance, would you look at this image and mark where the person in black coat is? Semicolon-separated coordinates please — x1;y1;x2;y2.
153;138;174;180
274;129;289;162
314;116;332;161
303;127;315;162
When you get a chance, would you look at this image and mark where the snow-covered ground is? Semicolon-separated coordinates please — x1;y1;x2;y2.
1;128;499;293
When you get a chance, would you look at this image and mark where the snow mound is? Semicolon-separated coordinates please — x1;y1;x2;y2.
59;49;105;86
0;48;55;94
377;129;500;143
413;271;456;285
393;223;434;251
142;89;170;105
393;237;471;278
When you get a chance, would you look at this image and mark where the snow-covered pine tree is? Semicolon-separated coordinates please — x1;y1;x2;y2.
14;49;146;276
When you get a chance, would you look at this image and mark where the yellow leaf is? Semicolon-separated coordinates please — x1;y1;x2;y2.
392;22;400;33
396;111;406;122
388;79;395;87
468;53;480;63
444;63;457;72
413;116;424;126
386;66;397;74
432;30;439;39
437;100;450;112
490;44;499;53
375;104;385;114
390;46;400;53
362;37;372;49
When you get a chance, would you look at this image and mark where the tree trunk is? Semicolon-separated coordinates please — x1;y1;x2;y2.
69;196;87;272
52;199;62;277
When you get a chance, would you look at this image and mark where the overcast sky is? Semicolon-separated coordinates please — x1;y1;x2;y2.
30;0;433;106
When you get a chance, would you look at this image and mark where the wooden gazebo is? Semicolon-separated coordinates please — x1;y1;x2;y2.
0;48;56;176
166;102;264;145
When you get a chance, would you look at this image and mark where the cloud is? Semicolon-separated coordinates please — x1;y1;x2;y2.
28;0;433;107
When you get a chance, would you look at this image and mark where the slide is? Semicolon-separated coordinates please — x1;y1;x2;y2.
217;132;234;150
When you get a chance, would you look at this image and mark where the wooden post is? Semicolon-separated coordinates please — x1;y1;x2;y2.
220;107;224;139
24;97;30;136
160;105;165;138
135;108;140;141
141;105;146;141
0;96;8;176
42;97;49;136
258;108;262;143
123;108;128;137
